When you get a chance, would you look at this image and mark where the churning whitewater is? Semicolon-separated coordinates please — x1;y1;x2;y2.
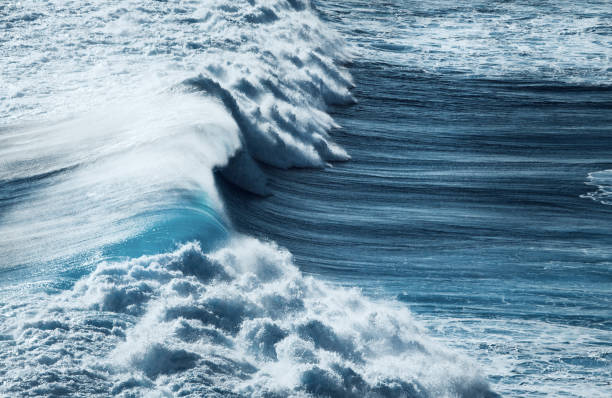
1;239;493;396
0;0;496;397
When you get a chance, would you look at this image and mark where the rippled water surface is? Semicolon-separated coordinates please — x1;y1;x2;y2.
224;0;612;396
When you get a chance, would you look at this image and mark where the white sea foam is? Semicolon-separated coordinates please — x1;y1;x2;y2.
422;315;612;398
582;170;612;206
0;238;496;397
324;0;612;84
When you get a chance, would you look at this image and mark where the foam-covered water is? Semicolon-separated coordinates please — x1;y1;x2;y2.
0;238;494;396
324;0;612;84
1;0;611;396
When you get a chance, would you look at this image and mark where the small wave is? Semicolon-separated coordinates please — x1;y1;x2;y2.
582;170;612;206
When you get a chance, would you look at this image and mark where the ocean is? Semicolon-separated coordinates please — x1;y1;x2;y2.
1;0;610;397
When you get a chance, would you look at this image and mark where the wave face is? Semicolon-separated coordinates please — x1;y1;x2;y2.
1;0;497;397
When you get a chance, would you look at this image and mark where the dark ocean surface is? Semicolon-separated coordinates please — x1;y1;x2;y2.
223;1;612;395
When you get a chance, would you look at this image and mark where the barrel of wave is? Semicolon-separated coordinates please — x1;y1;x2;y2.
0;92;241;275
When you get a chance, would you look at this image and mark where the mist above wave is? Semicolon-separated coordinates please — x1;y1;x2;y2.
0;93;239;270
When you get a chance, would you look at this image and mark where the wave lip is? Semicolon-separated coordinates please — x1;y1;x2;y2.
2;0;355;176
0;238;497;397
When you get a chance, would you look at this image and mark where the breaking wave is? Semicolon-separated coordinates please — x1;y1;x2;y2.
0;0;497;396
1;0;353;268
0;238;496;397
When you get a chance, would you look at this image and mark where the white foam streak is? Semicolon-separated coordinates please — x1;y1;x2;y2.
582;170;612;206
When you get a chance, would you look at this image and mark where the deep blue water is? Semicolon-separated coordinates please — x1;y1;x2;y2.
1;0;611;396
224;66;612;327
221;64;612;396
